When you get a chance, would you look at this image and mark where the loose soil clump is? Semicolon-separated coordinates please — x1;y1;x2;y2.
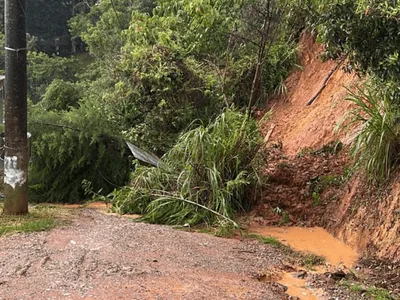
249;142;350;228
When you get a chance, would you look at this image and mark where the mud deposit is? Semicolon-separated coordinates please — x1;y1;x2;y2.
252;226;359;300
253;227;358;267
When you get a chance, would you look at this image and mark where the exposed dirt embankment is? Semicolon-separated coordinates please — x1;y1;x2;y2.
262;34;357;155
258;33;400;264
332;178;400;262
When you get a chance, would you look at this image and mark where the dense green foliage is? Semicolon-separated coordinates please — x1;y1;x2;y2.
27;52;79;103
345;83;400;182
111;109;262;226
65;0;300;156
317;1;400;84
284;0;400;84
21;0;400;213
58;0;297;206
29;100;130;203
41;80;82;111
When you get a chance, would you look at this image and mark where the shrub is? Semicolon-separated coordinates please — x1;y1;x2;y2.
111;109;262;226
116;45;215;155
284;0;322;37
28;52;79;103
42;79;81;111
317;0;400;84
29;100;130;203
345;83;400;182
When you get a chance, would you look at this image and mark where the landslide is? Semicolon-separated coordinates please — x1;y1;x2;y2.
254;33;400;269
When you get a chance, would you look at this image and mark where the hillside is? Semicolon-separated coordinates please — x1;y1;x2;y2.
1;1;400;299
257;33;399;264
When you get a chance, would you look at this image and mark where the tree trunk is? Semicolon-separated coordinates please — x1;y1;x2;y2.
247;0;271;114
3;0;28;215
248;61;262;113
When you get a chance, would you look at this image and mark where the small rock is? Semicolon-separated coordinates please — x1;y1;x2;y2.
326;277;335;285
272;282;288;292
16;262;31;276
329;270;347;281
40;256;50;267
293;270;308;279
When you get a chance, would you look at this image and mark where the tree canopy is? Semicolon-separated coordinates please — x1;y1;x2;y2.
6;0;399;213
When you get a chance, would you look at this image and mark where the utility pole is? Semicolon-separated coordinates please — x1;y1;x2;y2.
3;0;28;215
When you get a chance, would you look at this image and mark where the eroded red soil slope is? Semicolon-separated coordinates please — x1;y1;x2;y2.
257;33;400;264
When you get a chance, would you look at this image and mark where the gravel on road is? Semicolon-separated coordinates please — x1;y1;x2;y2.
0;209;290;300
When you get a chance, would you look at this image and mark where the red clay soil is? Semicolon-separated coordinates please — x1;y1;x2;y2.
331;176;400;263
249;145;350;228
0;208;293;300
251;33;359;227
259;34;359;156
251;34;358;224
256;33;400;265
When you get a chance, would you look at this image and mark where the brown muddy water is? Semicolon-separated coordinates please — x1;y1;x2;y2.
251;226;359;300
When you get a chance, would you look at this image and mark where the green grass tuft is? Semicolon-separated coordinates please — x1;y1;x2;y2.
0;204;72;236
300;253;326;269
0;219;56;235
246;233;285;247
341;281;394;300
368;288;394;300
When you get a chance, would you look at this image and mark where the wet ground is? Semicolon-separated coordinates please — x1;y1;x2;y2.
251;226;359;300
1;204;397;300
0;208;291;300
252;226;358;267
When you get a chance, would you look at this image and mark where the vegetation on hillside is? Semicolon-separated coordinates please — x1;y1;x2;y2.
23;0;300;206
312;0;400;181
111;109;262;226
0;0;398;221
285;0;400;183
345;84;400;182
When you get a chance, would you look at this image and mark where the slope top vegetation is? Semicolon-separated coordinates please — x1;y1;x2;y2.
1;0;399;232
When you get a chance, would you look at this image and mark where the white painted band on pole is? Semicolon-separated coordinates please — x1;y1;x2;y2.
4;46;27;52
4;155;26;189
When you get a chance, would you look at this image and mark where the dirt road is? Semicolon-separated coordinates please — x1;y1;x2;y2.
0;208;290;300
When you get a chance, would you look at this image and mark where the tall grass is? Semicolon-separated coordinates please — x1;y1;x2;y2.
345;83;400;182
111;109;262;226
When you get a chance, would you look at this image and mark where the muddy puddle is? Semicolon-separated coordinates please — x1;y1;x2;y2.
278;272;322;300
253;227;358;267
251;226;359;300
